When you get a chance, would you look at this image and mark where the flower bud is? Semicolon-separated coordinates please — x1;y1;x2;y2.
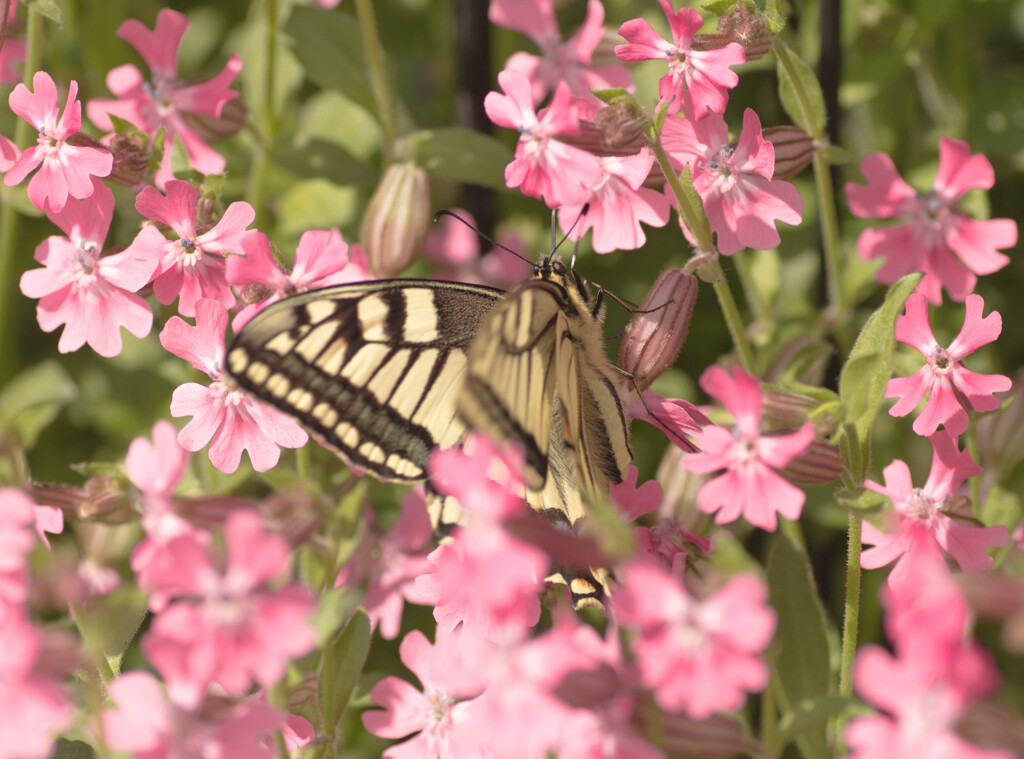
638;708;751;759
655;445;706;532
181;92;246;142
974;369;1023;482
106;132;152;188
761;389;841;485
696;4;771;61
619;268;698;392
763;126;815;180
31;477;134;523
593;102;647;151
361;162;431;277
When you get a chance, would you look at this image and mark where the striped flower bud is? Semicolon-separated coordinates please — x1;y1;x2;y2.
763;126;815;180
361;162;431;277
619;268;698;392
761;389;841;485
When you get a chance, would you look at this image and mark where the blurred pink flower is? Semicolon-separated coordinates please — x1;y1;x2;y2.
845;548;1010;759
159;299;308;473
227;227;368;331
0;611;73;759
87;8;242;186
490;0;632;103
0;134;18;172
414;437;546;639
0;489;39;608
423;208;531;287
141;510;316;708
124;179;253;317
363;627;491;758
613;561;775;719
845;137;1018;304
625;389;708;454
615;0;744;117
103;671;284;759
559;149;671;253
0;3;24;85
20;179;156;357
662;108;803;255
485;69;603;206
611;465;664;521
863;432;1008;592
886;293;1010;437
334;489;433;640
5;71;112;211
683;365;814;531
126;419;190;509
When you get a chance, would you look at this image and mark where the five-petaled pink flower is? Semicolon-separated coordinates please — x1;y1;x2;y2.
87;8;242;186
489;0;632;103
226;227;369;331
159;298;308;473
558;149;671;253
845;136;1018;304
5;71;112;212
140;510;316;709
886;293;1011;436
20;179;156;357
484;68;603;206
863;432;1008;593
102;670;285;759
363;627;491;759
662;108;803;255
124;178;254;317
615;0;744;118
614;560;776;719
683;365;814;531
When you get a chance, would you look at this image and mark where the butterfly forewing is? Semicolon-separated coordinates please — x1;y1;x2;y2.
226;280;503;482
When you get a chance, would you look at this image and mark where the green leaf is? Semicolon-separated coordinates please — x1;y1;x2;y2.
767;532;834;759
277;178;359;237
776;41;827;137
835;485;887;513
0;361;78;449
273;139;375;187
73;586;149;677
821;144;855;165
53;740;95;759
320;608;372;733
777;695;866;747
239;2;304;136
284;7;375;113
23;0;63;25
405;128;514;190
838;274;921;445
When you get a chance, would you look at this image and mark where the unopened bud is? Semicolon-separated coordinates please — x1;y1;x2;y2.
239;283;276;306
655;445;706;531
974;369;1023;481
106;132;152;187
31;477;133;523
619;268;698;392
181;93;246;142
763;126;815;179
593;102;646;150
762;389;841;485
638;709;752;759
361;162;431;277
696;4;771;61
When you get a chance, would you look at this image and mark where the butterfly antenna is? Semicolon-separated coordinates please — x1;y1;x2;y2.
433;209;533;266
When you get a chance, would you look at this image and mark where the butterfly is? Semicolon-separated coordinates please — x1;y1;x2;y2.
225;239;632;607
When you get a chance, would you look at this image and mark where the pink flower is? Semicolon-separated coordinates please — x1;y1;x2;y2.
611;465;664;521
363;627;491;758
485;69;603;206
0;134;18;172
886;293;1011;437
625;389;708;454
662;108;803;255
845;137;1018;304
334;489;433;640
558;149;671;253
87;9;242;185
103;671;284;759
20;179;156;357
226;227;368;331
124;179;254;317
615;0;744;117
141;510;316;708
0;611;73;759
863;432;1008;592
0;4;24;85
126;419;190;508
0;489;38;609
683;365;814;531
414;437;546;639
844;548;1010;759
5;71;112;211
613;561;776;719
490;0;632;103
159;299;308;473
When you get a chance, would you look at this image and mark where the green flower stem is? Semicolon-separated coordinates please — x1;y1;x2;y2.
733;248;769;326
354;0;398;149
707;257;756;373
648;134;712;254
245;0;279;228
264;0;279;140
835;510;862;751
0;7;44;381
812;149;851;351
966;419;981;514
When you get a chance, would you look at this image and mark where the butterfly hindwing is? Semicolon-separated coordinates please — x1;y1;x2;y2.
226;280;503;483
